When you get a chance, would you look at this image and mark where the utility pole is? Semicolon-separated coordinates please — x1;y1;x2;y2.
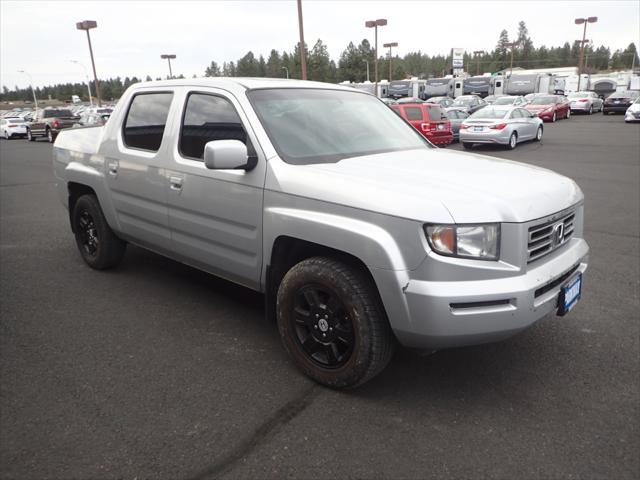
365;18;387;96
575;16;598;91
473;50;485;76
297;0;307;80
505;42;519;77
17;70;38;111
76;20;101;106
383;42;398;81
363;61;370;82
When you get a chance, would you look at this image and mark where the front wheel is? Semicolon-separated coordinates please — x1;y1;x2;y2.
566;109;571;119
276;257;395;389
534;126;543;141
27;129;35;141
3;130;9;140
588;105;593;115
72;194;126;270
46;128;54;143
551;112;557;122
506;132;518;150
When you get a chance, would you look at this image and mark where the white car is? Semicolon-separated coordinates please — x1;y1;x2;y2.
492;95;528;107
624;97;640;123
0;117;28;139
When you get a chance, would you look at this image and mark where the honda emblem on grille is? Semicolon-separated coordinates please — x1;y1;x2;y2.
551;222;565;247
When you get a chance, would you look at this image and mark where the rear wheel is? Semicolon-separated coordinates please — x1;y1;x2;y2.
276;257;395;389
72;194;126;270
506;132;517;150
462;142;473;149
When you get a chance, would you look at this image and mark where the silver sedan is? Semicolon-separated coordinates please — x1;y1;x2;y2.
459;105;543;150
567;91;603;114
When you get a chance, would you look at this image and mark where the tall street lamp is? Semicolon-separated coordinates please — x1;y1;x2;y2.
71;60;93;106
365;18;387;95
76;20;101;106
160;54;176;79
17;70;38;110
473;50;486;76
383;42;398;81
282;66;289;79
575;16;597;91
297;0;307;80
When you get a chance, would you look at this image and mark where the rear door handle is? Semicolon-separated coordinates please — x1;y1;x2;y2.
108;161;118;176
169;176;183;191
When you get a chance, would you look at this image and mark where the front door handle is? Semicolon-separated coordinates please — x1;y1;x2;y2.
108;161;118;176
169;176;183;191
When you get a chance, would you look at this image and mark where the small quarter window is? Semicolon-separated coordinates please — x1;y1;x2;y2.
123;92;173;152
179;93;247;160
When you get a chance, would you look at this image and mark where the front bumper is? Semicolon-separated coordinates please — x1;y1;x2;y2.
625;110;640;122
459;128;510;145
373;236;589;350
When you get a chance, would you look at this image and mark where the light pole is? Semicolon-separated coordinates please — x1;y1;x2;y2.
160;54;176;79
473;50;486;76
282;66;289;79
71;60;93;106
365;18;387;96
363;61;370;82
575;16;597;92
17;70;38;110
383;42;398;81
505;41;519;77
76;20;101;106
297;0;307;80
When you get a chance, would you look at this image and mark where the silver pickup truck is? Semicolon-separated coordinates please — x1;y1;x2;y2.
53;78;589;388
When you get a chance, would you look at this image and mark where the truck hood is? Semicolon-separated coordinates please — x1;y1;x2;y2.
268;148;582;224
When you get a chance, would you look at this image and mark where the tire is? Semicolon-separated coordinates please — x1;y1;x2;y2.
588;105;593;115
551;112;557;123
534;126;543;141
72;194;126;270
462;142;473;149
276;257;395;389
27;129;35;141
3;131;9;140
566;109;571;119
506;132;517;150
46;128;54;143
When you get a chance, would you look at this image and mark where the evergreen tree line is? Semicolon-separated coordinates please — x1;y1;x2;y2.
2;21;638;102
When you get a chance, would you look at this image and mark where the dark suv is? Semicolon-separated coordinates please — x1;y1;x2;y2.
27;108;78;142
603;91;640;115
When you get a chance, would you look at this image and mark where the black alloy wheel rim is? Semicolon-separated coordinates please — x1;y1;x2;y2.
78;210;99;257
291;285;355;368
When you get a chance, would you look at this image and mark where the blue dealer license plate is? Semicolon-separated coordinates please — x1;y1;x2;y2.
558;274;582;316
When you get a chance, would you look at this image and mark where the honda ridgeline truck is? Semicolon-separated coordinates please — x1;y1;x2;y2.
53;78;589;388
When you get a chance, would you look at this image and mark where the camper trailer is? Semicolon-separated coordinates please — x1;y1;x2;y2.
424;77;452;98
505;73;557;96
388;78;426;99
462;75;492;97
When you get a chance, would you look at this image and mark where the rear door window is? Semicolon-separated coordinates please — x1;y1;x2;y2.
425;105;445;121
403;106;423;121
179;93;247;160
123;92;174;152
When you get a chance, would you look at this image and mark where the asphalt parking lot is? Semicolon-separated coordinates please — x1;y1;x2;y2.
1;113;638;479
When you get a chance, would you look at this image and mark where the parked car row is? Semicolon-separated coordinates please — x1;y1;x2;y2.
0;105;113;142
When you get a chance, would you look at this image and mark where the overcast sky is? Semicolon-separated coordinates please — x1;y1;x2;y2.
1;0;639;89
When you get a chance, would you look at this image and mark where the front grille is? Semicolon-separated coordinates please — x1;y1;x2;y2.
534;264;580;298
527;210;575;263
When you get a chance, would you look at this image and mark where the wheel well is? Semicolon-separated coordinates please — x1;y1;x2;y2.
265;236;383;322
67;182;96;232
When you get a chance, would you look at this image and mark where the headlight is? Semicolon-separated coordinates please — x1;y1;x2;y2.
424;224;500;260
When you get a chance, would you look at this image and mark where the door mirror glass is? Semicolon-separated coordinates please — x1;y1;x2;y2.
203;140;250;170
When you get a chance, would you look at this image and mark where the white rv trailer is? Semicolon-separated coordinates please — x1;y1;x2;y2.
388;78;426;99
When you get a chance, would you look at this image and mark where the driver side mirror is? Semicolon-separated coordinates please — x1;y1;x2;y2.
203;140;253;171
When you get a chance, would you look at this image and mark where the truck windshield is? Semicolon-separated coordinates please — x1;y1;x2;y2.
247;88;430;165
43;109;74;118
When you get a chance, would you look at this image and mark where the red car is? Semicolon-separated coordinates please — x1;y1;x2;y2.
390;103;453;146
524;95;571;122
